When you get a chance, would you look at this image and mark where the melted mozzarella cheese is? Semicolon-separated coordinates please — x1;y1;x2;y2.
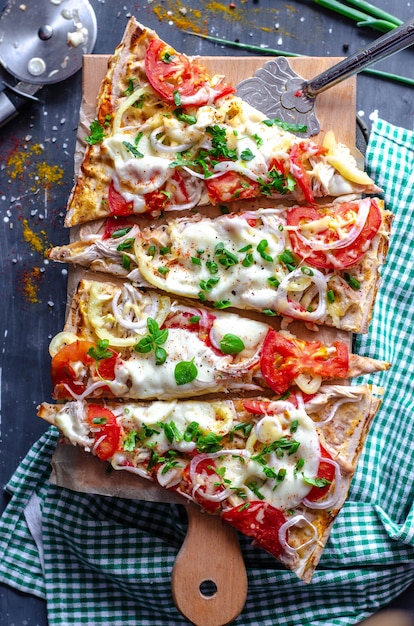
107;328;233;400
54;401;94;449
210;314;268;355
219;406;321;510
138;210;289;312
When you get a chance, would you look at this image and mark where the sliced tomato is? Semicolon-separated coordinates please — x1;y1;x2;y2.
306;445;336;502
205;171;259;204
108;180;134;217
51;340;118;399
87;404;121;461
289;142;327;204
144;189;170;212
222;501;287;557
260;329;349;395
102;216;135;240
287;199;382;270
51;340;95;399
145;39;234;106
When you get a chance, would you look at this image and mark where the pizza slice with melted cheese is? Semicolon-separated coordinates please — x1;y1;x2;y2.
38;383;382;582
65;17;380;227
49;198;391;333
49;278;389;402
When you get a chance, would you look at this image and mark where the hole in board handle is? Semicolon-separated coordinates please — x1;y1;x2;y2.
199;579;218;598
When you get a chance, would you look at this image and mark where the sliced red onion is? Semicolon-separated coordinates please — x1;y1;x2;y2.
274;267;328;321
212;160;262;181
302;457;342;509
314;396;359;425
111;285;157;331
62;380;108;401
150;127;193;154
293;198;371;252
189;449;250;481
278;514;318;555
157;462;186;488
192;483;230;502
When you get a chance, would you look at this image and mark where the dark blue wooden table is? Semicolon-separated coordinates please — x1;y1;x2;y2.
1;1;413;623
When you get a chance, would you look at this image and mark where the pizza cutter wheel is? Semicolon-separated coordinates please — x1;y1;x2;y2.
0;0;97;127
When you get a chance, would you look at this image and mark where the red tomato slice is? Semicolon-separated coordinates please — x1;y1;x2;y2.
87;404;121;461
205;171;260;204
260;329;349;395
51;340;118;399
102;216;135;240
289;143;315;203
51;340;95;399
287;199;382;270
222;501;287;558
306;445;336;502
145;39;235;106
108;180;134;216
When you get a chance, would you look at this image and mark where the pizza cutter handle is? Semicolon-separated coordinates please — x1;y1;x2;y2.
0;84;39;128
171;503;248;626
303;17;414;98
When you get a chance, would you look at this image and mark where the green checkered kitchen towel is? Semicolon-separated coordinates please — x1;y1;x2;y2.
1;117;414;626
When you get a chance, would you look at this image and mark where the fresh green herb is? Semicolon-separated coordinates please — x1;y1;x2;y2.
182;421;223;452
219;204;230;214
252;437;301;465
162;51;173;63
116;237;134;252
294;458;305;477
173;108;197;125
267;276;280;288
219;333;245;355
157;420;183;444
123;141;144;158
158;266;170;275
174;358;198;385
258;169;295;196
262;117;308;133
111;227;132;239
278;249;297;272
134;317;168;365
206;125;238;160
123;78;136;97
189;315;201;324
290;420;299;433
147;245;157;258
344;273;361;290
199;276;220;292
303;474;332;489
238;244;253;253
87;339;113;362
240;148;255;161
262;308;277;316
92;416;108;425
173;90;182;106
213;299;232;309
242;253;254;268
327;289;336;303
233;422;253;437
301;266;314;276
246;481;265;500
252;133;263;148
191;256;202;266
206;260;219;274
85;119;106;145
198;291;207;302
257;239;273;262
122;254;131;271
215;242;239;268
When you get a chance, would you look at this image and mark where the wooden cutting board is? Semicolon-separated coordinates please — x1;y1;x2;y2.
50;54;357;626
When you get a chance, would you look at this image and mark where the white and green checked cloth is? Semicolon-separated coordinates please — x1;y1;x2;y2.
1;118;414;625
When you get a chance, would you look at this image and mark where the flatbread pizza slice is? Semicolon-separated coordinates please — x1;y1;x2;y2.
49;198;391;333
48;278;389;402
38;383;382;582
65;17;380;227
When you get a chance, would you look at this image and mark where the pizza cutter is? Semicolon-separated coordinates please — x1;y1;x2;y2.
237;17;414;136
0;0;97;127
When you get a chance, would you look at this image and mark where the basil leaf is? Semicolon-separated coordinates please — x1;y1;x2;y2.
154;346;168;366
219;333;245;355
135;336;153;354
175;358;198;385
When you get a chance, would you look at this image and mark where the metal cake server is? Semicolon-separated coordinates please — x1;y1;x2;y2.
237;17;414;136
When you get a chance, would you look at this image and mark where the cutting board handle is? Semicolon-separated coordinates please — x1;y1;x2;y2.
171;503;248;626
